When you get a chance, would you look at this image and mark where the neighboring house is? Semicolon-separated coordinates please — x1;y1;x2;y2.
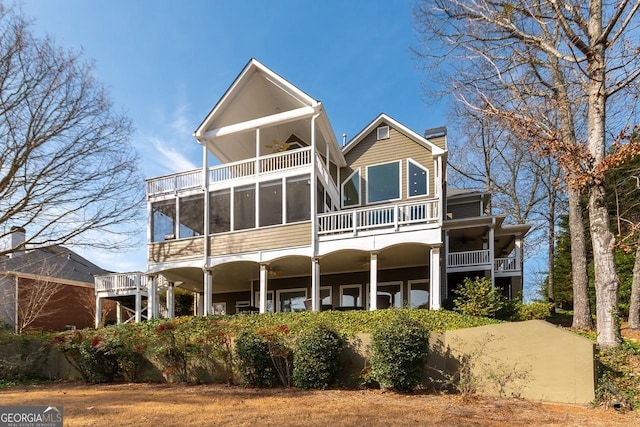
95;59;530;324
0;227;111;332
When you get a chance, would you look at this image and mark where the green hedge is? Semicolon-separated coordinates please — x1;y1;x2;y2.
293;325;344;389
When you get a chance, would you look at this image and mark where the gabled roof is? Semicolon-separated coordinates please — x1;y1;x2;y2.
192;58;344;166
342;113;446;157
0;246;109;287
194;58;320;139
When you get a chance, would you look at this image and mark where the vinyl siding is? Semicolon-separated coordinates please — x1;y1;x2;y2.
149;236;205;263
209;222;311;256
341;125;435;205
448;202;481;219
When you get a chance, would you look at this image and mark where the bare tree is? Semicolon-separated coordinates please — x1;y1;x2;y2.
414;0;640;348
0;5;144;257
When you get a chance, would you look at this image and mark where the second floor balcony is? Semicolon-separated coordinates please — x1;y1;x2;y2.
147;147;318;197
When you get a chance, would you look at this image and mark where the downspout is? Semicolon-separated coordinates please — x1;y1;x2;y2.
14;275;19;333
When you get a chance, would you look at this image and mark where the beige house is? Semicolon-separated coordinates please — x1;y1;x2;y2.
95;59;529;325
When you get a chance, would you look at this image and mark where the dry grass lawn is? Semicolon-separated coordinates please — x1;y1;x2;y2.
1;382;638;426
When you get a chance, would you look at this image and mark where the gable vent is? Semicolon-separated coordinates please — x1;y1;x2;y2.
376;125;390;140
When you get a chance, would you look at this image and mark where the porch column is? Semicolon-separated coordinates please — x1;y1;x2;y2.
516;235;523;272
430;246;441;310
95;295;102;328
148;275;158;320
259;263;268;313
167;282;175;318
134;291;142;323
489;223;495;287
116;302;123;324
204;269;213;316
196;293;204;315
369;252;378;311
311;258;320;311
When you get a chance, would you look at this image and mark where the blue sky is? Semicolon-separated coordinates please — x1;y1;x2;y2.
21;0;449;273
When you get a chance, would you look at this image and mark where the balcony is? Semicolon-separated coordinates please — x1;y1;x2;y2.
447;250;519;273
318;199;440;237
94;272;150;295
146;147;314;197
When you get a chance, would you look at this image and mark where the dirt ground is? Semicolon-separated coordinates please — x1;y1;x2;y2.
1;382;638;427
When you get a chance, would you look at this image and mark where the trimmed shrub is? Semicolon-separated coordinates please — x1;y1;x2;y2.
453;277;505;318
519;301;554;320
293;325;344;389
235;330;278;387
369;315;429;392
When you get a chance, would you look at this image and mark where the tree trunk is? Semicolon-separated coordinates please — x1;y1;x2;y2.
628;242;640;329
569;187;593;330
547;165;555;311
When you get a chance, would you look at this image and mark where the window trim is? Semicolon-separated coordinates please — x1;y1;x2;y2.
341;168;362;208
376;125;390;140
377;281;404;309
406;159;430;199
275;287;308;313
339;284;363;308
365;160;402;205
320;286;332;306
408;279;430;309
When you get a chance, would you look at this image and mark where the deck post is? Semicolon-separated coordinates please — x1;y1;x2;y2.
95;295;102;328
167;282;175;318
148;275;157;319
430;246;441;309
311;258;320;311
204;270;212;316
259;263;268;313
369;252;378;310
116;302;122;324
135;292;142;323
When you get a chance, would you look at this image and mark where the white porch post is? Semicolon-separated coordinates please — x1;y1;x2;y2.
196;293;204;316
167;282;175;318
430;246;441;310
516;235;523;272
148;275;158;320
95;295;102;328
116;302;122;324
489;222;495;286
311;258;320;311
369;252;378;311
134;292;142;323
259;263;268;313
203;269;213;316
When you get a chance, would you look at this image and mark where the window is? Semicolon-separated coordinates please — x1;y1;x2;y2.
408;280;429;309
286;176;311;222
151;200;175;242
210;190;231;233
367;161;400;204
377;282;403;308
340;285;362;307
321;286;332;306
259;180;283;227
234;185;255;230
377;125;390;140
254;290;274;313
407;159;429;197
212;302;226;315
179;195;204;238
277;288;307;312
341;169;361;207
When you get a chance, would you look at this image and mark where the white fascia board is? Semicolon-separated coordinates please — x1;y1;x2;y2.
343;113;446;157
202;106;316;140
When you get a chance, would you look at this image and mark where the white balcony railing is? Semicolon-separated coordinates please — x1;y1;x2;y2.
146;147;314;197
447;249;491;268
495;257;518;272
318;199;440;236
94;272;149;294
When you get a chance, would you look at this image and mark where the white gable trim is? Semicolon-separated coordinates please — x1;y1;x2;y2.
194;58;319;141
342;113;446;157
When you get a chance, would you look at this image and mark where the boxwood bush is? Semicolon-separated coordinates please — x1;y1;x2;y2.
234;329;278;387
369;315;429;392
293;324;344;389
